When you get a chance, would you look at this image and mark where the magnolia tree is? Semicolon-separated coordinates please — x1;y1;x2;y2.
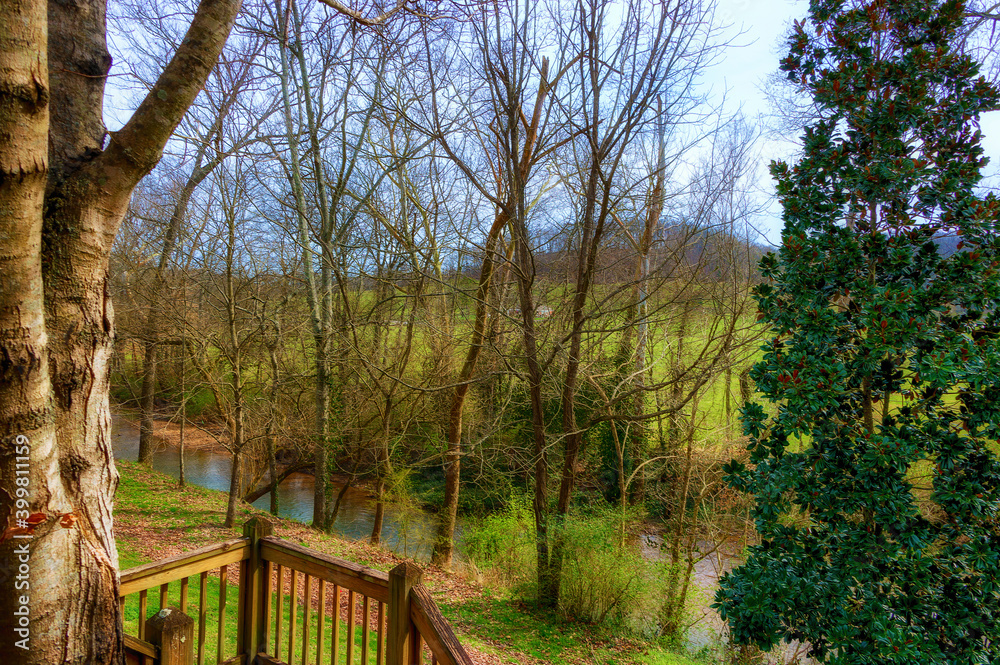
716;0;1000;662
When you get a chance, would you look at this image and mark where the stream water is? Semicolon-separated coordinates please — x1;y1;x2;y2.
111;414;457;561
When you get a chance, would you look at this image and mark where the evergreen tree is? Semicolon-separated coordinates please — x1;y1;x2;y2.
716;1;1000;662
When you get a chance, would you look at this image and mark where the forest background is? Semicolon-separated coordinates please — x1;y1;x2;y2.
101;0;1000;660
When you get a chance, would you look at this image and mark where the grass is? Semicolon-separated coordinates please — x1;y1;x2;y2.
114;460;715;665
441;595;706;665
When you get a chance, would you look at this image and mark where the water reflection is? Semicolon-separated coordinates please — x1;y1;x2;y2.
111;414;457;561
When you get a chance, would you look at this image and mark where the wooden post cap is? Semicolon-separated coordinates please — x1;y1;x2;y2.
389;561;423;584
243;516;274;538
146;607;194;665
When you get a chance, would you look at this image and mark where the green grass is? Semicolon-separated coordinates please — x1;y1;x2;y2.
121;568;241;663
440;594;707;665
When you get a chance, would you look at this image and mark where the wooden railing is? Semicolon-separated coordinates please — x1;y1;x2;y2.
120;536;250;664
119;517;472;665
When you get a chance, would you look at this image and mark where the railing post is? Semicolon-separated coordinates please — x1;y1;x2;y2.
241;516;274;662
146;607;194;665
388;562;423;665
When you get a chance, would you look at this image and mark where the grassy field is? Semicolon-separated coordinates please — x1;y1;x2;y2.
115;460;710;665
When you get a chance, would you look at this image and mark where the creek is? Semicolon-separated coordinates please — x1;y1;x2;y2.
111;414;458;561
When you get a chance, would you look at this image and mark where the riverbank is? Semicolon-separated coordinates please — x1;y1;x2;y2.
117;408;231;452
115;460;707;665
112;412;452;559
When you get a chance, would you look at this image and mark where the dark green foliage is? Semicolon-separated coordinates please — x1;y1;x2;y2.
593;419;633;505
715;1;1000;662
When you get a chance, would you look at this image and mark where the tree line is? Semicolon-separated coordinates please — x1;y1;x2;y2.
109;0;766;614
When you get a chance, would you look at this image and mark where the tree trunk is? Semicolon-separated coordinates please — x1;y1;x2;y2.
371;478;386;546
265;338;281;514
178;340;186;488
137;339;158;464
314;338;330;528
276;4;332;529
225;448;243;528
430;208;506;566
244;462;307;504
0;1;238;660
509;208;554;604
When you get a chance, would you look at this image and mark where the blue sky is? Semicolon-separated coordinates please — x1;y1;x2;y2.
713;0;1000;243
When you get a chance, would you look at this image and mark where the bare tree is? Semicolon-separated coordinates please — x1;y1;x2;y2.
267;0;400;529
417;0;576;579
129;38;269;464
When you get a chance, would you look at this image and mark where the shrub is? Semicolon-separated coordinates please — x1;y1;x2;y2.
460;494;537;589
557;508;645;625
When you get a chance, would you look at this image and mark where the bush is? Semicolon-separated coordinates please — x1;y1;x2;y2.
557;507;645;625
460;494;536;589
464;502;709;641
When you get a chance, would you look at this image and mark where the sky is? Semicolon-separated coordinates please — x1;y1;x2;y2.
708;0;802;243
709;0;1000;244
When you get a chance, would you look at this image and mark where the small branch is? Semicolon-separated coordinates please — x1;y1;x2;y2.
316;0;413;26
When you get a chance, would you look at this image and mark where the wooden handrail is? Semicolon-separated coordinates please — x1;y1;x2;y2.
119;521;472;665
411;584;474;665
121;537;250;596
123;634;158;658
260;536;390;603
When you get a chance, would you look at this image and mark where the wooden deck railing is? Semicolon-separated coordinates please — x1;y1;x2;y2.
119;517;473;665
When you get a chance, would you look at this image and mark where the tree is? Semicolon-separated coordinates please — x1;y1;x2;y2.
419;0;568;574
0;0;240;660
121;25;268;465
716;1;1000;662
546;0;725;604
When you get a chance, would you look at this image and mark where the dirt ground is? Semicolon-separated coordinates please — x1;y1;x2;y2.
122;411;231;452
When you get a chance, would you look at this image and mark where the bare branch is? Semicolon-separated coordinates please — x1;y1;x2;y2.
315;0;412;26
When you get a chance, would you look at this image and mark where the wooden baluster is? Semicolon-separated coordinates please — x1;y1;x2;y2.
138;590;147;641
303;574;313;665
362;596;370;665
288;569;299;665
198;571;208;665
317;580;326;665
160;583;169;611
264;561;274;657
236;560;246;656
217;564;228;664
275;564;284;660
346;590;356;665
331;585;341;665
180;577;189;614
376;601;384;665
